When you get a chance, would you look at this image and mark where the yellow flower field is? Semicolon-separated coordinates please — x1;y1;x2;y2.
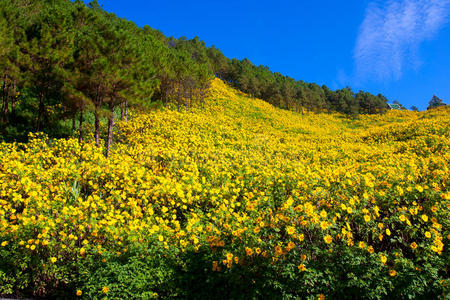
0;79;449;298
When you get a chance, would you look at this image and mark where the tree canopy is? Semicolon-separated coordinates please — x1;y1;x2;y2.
427;95;446;110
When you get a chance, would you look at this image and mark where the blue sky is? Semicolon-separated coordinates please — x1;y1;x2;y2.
93;0;450;110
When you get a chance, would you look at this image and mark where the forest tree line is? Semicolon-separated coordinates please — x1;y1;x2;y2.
0;0;391;149
0;0;211;152
175;37;390;115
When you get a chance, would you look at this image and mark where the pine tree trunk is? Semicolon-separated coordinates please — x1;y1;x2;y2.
124;100;128;122
105;101;114;158
11;81;16;119
72;113;76;131
189;88;192;110
78;108;83;143
94;109;100;147
1;79;8;123
200;91;205;110
36;92;44;131
120;101;125;121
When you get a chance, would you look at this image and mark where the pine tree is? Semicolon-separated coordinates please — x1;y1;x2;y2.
427;95;446;110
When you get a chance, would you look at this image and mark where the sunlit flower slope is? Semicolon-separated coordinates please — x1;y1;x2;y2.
0;78;449;297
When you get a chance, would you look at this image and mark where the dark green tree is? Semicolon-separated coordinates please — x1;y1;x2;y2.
427;95;446;110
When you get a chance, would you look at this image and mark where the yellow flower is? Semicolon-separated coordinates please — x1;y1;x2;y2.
287;241;295;251
286;226;296;235
324;235;332;244
102;286;109;294
389;270;397;277
298;263;306;271
76;290;82;296
212;261;219;271
320;221;329;230
0;77;447;296
275;245;283;256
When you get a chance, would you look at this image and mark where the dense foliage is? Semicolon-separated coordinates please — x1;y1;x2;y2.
0;79;448;299
0;0;211;146
427;95;447;110
0;0;392;145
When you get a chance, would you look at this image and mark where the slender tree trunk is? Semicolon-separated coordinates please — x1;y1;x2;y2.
105;101;114;158
177;80;181;112
36;92;44;131
78;108;83;143
124;100;128;122
5;82;11;122
200;89;205;110
120;101;125;121
186;87;190;111
94;108;100;147
94;86;102;147
11;81;16;119
1;79;8;123
189;88;192;110
72;112;76;131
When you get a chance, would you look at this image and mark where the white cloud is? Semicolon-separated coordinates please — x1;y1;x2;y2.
354;0;450;82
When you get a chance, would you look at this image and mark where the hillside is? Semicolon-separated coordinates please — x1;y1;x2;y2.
0;79;448;298
0;0;389;144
